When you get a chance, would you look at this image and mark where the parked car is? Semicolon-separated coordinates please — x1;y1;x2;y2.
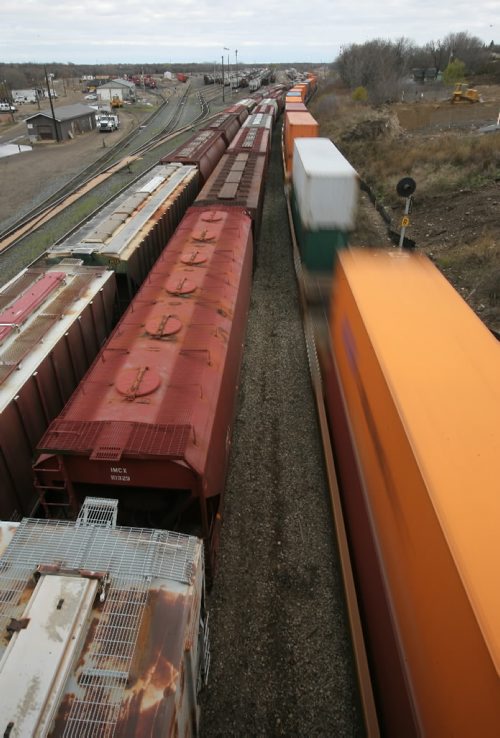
84;93;97;101
0;102;16;112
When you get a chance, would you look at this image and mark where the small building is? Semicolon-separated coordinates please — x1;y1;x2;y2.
97;78;136;103
25;103;97;142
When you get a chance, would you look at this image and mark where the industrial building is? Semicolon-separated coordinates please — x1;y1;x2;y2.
25;103;97;142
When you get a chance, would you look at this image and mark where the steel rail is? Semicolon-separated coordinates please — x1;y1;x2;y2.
282;124;380;738
0;87;216;256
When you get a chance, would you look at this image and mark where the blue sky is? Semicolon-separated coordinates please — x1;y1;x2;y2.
2;0;499;64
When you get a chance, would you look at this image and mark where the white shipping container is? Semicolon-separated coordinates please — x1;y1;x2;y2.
293;138;358;230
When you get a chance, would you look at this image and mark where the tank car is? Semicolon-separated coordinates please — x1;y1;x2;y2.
33;205;253;577
326;248;500;736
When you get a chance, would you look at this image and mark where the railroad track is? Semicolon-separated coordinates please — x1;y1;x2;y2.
282;135;380;737
0;86;217;257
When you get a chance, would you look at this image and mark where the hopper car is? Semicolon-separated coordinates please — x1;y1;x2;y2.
0;96;256;523
39;163;200;306
200;112;241;146
33;205;254;578
0;262;116;520
0;496;209;736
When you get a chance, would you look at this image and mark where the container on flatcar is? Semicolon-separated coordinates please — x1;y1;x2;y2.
227;126;271;163
327;248;500;736
43;164;199;305
292;138;358;271
284;111;319;176
0;262;115;520
193;151;267;239
0;497;209;736
242;112;273;131
201;112;241;145
160;129;227;186
33;206;254;578
224;103;250;126
285;101;308;113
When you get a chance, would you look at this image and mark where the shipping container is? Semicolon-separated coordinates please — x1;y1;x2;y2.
0;497;209;736
284;111;319;176
161;130;227;186
193;152;267;238
0;262;116;520
201;112;241;145
285;101;308;113
327;248;500;736
43;164;198;306
227;126;271;162
291;138;358;271
34;206;253;578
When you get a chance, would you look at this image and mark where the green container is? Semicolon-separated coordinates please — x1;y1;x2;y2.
291;190;348;273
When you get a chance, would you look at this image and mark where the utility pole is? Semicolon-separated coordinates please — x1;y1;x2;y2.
221;55;225;102
44;65;60;142
235;49;238;90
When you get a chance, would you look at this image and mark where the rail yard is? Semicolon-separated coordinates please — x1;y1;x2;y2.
0;69;499;738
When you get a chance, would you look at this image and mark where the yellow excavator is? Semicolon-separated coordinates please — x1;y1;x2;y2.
451;83;480;103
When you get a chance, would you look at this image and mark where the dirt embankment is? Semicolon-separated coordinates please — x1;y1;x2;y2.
313;84;500;331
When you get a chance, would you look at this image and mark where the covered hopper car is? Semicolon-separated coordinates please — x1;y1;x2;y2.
160;130;228;186
325;249;500;736
33;205;254;577
40;163;199;306
0;262;115;520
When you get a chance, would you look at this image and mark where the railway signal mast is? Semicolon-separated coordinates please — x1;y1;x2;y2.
396;177;416;249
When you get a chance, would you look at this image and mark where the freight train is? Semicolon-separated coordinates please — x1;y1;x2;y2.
0;89;284;525
0;84;285;736
283;79;500;735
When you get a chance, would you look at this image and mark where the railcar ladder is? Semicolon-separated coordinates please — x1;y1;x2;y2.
33;454;79;519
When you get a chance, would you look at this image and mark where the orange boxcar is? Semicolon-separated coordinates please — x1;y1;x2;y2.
327;248;500;736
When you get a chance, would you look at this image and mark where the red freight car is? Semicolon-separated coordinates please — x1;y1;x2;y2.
0;262;116;519
161;130;227;186
201;112;241;146
177;73;188;83
227;126;271;164
33;205;253;577
224;104;250;126
253;104;277;123
193;152;267;239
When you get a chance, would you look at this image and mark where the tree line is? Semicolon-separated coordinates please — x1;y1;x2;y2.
336;32;497;105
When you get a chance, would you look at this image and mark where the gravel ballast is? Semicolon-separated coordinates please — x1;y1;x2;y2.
200;121;364;736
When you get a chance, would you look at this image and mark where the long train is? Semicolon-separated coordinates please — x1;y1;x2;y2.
284;83;500;735
0;88;284;523
0;83;285;736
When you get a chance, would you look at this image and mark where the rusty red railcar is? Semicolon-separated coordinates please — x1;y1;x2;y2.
200;112;241;146
193;152;267;240
224;104;250;126
253;104;277;123
160;130;227;186
227;126;271;165
0;263;116;520
33;205;253;577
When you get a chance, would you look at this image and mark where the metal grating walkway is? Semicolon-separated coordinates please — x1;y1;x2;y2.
0;502;199;737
